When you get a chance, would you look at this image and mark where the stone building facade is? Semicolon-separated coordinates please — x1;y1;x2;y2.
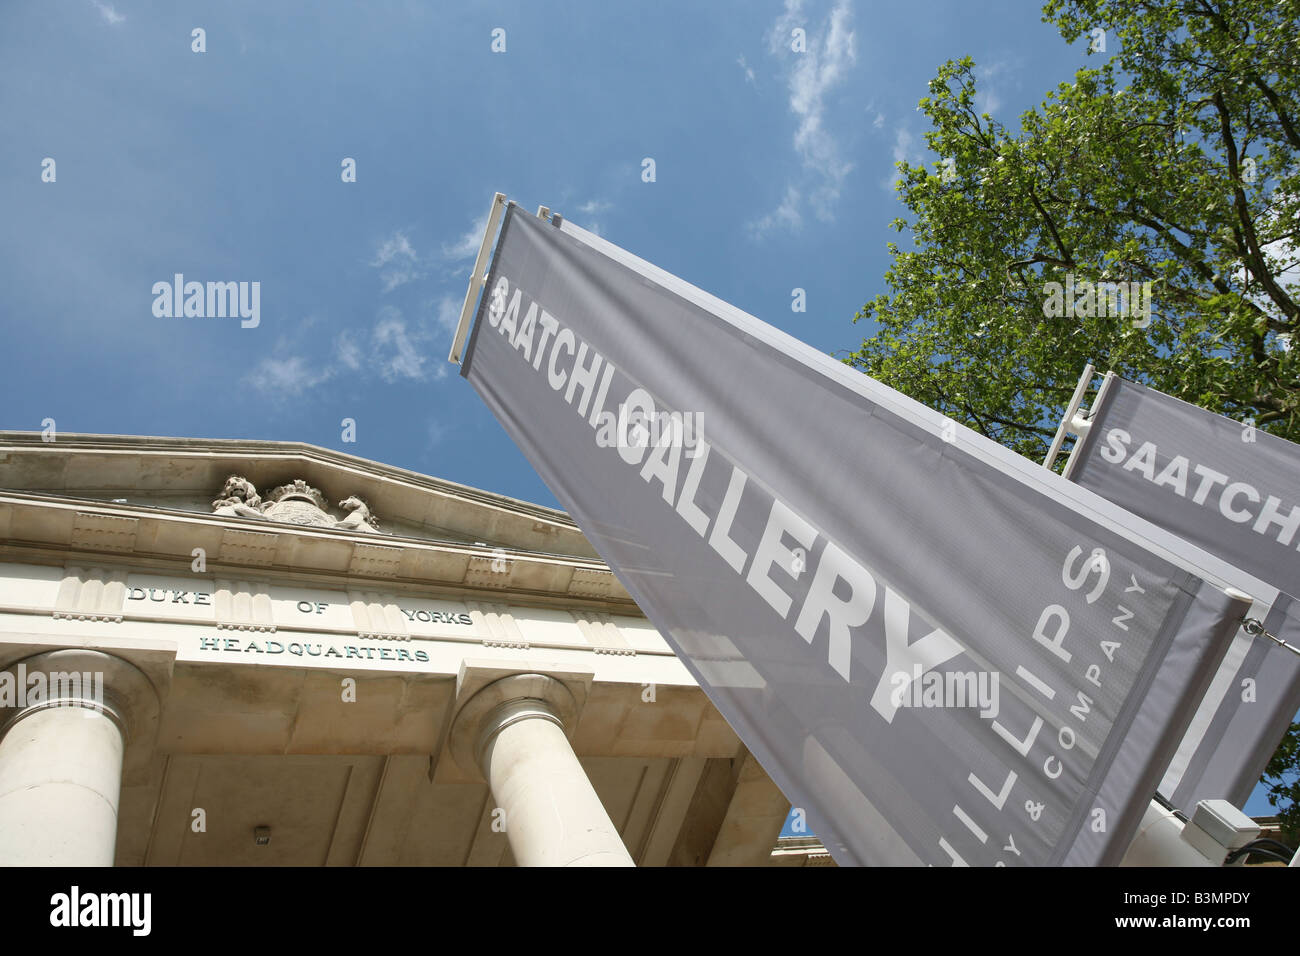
0;432;827;866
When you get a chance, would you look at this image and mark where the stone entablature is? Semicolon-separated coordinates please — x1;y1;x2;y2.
0;562;672;676
0;494;637;613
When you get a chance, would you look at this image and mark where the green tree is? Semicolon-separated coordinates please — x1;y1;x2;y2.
1262;722;1299;845
847;0;1298;837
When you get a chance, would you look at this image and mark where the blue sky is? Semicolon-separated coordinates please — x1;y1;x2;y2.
0;0;1285;819
1;0;1078;502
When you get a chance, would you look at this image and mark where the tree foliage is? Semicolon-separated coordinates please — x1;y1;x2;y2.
848;0;1299;838
848;0;1299;460
1262;720;1299;844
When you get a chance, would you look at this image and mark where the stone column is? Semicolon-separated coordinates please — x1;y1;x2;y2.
452;673;634;867
0;650;158;866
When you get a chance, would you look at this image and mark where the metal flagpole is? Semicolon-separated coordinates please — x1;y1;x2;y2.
1061;370;1115;480
448;192;509;366
1042;363;1095;471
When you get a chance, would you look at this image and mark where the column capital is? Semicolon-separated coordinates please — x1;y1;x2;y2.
0;649;159;747
449;672;583;778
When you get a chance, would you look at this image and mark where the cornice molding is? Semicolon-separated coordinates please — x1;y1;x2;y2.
0;493;639;613
0;432;584;548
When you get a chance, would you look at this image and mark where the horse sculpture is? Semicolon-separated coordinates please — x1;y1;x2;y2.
336;496;380;533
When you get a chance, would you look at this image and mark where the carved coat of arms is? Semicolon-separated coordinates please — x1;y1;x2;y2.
211;476;382;534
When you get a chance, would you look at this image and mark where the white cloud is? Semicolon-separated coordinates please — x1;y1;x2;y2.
372;312;428;382
248;300;457;398
90;1;124;25
340;303;452;384
751;0;857;236
891;127;914;165
748;186;803;238
335;333;364;371
1234;195;1300;342
975;61;1009;116
370;231;423;292
245;356;333;396
427;419;450;447
372;232;415;267
882;126;920;191
1272;242;1300;302
434;293;462;334
443;211;489;261
574;199;612;236
737;54;756;86
873;111;885;130
337;305;448;383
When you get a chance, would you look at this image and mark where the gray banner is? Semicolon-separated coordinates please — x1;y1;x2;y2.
461;205;1246;865
1071;378;1300;593
1071;376;1300;810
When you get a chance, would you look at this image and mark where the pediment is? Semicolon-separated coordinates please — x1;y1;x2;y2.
0;432;597;560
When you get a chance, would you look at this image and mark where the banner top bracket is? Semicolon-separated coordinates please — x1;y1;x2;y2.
448;191;509;366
